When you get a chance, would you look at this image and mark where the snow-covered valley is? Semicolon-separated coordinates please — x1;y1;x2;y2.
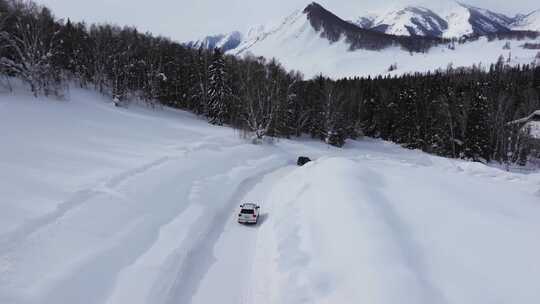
1;87;540;304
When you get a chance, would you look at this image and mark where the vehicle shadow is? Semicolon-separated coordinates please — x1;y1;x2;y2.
257;213;269;226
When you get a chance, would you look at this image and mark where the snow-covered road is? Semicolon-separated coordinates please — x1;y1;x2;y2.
1;87;540;304
186;167;295;304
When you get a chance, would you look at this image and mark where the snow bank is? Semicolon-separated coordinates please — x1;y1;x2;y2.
254;155;540;303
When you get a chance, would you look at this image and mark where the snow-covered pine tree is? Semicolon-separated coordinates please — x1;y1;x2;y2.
307;75;326;140
57;19;76;76
463;87;491;162
110;51;129;102
322;80;347;147
395;87;420;148
193;48;210;116
277;72;302;138
141;44;165;108
430;86;460;158
207;48;231;125
359;86;380;138
87;24;110;94
534;65;540;91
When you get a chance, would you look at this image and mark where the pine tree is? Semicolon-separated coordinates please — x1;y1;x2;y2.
321;80;347;147
395;87;420;148
207;48;231;125
307;75;326;139
464;89;491;162
534;66;540;91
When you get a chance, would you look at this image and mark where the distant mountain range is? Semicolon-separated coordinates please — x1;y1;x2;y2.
186;1;540;78
353;2;538;38
512;9;540;32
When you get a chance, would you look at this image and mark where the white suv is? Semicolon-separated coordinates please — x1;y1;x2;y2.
238;203;260;224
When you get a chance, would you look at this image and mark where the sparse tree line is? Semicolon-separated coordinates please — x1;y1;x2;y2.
1;0;539;165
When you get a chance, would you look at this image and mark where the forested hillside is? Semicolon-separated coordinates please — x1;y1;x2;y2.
0;0;539;165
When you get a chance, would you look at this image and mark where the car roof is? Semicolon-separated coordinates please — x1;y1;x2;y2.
241;203;258;209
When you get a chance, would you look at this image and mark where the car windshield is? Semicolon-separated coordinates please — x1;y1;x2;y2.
241;209;254;214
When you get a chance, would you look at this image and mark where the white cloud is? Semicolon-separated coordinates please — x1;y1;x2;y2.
35;0;539;42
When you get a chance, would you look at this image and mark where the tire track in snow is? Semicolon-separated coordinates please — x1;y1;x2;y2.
137;175;220;304
189;166;296;304
0;156;171;255
36;150;278;304
163;163;288;304
0;138;235;255
36;160;206;304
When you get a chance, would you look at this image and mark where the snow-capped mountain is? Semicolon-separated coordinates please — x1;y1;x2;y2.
223;2;540;79
192;2;540;52
355;2;515;38
233;3;442;56
186;31;242;52
355;6;448;37
186;2;540;78
462;3;514;35
512;9;540;32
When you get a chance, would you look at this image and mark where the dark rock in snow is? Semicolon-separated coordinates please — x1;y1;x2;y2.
297;156;312;166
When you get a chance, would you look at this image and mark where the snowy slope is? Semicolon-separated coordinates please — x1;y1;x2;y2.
1;85;540;304
512;9;540;32
442;3;474;37
362;6;448;37
186;31;243;52
465;4;514;34
355;2;515;38
231;9;304;56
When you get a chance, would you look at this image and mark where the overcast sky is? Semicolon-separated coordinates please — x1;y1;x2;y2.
35;0;539;42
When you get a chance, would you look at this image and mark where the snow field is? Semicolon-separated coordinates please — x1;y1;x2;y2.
1;86;540;303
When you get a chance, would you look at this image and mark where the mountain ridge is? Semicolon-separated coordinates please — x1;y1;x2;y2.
185;31;243;52
190;1;540;52
354;1;517;38
302;2;444;52
186;2;540;79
